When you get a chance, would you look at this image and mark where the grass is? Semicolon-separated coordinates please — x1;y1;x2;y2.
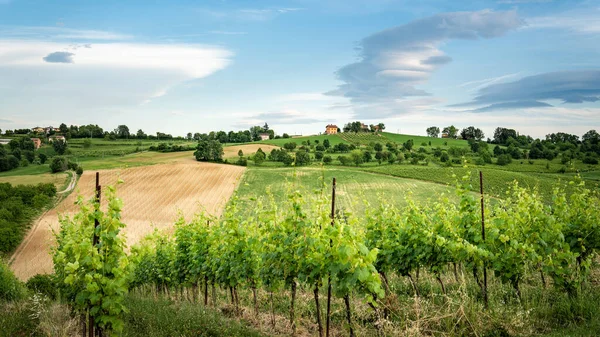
382;131;471;148
0;172;68;188
364;164;577;201
338;132;389;145
258;134;348;147
0;164;51;177
235;166;460;214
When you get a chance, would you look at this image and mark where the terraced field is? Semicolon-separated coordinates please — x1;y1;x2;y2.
10;161;245;280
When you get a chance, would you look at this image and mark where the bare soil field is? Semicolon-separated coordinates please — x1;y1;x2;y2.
223;144;281;159
10;161;245;280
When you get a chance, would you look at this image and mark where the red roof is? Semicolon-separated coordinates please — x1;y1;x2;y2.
326;124;338;128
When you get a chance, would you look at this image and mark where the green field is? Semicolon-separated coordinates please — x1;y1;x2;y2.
235;166;460;214
258;133;348;146
381;131;471;148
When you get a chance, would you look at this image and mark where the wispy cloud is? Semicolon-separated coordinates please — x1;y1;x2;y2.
459;72;521;92
454;70;600;112
497;0;553;4
325;10;524;118
526;8;600;33
209;30;247;35
196;7;303;21
0;26;133;40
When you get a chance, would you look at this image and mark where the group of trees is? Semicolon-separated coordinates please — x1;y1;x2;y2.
342;121;385;133
0;138;39;172
0;183;56;253
194;140;224;162
426;125;484;140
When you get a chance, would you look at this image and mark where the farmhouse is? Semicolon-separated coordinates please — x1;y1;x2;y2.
325;124;338;135
32;126;45;133
49;135;66;143
259;133;270;141
441;133;449;138
30;138;41;149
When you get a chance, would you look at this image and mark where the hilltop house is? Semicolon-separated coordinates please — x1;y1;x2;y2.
32;126;45;134
30;138;41;149
325;124;338;135
49;135;66;143
441;133;449;138
259;133;270;141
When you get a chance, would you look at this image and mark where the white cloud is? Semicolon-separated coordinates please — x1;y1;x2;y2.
0;37;233;122
526;8;600;34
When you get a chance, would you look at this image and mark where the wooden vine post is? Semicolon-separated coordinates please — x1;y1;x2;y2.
480;171;488;308
89;172;102;337
326;177;336;337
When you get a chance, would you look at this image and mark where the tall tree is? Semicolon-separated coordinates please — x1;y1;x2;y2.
136;129;147;139
52;139;67;155
493;127;518;145
442;125;459;139
186;132;192;140
59;123;68;134
460;126;485;141
115;125;130;139
426;126;440;138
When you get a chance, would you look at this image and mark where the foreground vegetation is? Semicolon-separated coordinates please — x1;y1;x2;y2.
3;169;593;336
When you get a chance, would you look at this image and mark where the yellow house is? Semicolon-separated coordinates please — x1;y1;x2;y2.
325;124;338;135
32;127;45;133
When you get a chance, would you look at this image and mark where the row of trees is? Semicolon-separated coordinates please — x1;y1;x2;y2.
342;121;386;133
0;183;56;253
426;125;484;140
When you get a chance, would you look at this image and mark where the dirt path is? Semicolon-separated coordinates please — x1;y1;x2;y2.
58;171;77;194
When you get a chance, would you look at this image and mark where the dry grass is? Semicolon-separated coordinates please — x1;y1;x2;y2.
0;172;68;188
10;161;245;281
223;144;281;159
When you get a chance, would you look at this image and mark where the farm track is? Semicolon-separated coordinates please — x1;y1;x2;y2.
10;161;245;281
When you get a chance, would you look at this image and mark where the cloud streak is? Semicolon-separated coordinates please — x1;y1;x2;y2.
325;10;524;118
455;70;600;111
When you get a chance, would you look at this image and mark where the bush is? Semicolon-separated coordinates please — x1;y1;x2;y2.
496;154;513;166
76;166;83;175
323;155;332;164
583;156;599;165
38;153;47;164
26;274;57;300
0;261;26;301
20;159;29;167
440;152;449;162
32;194;51;209
50;157;69;173
68;161;78;171
315;151;324;161
235;158;248;166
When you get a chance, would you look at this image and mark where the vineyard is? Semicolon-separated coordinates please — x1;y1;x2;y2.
338;133;387;145
50;169;600;336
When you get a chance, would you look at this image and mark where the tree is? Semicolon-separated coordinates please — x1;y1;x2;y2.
282;133;290;139
115;125;130;139
322;155;332;164
442;125;459;139
83;138;92;149
440;152;449;162
294;151;311;166
403;139;414;152
186;133;192;140
349;149;364;166
50;157;69;173
53;139;67;155
38;153;47;164
315;151;324;161
283;142;297;151
374;143;383;152
460;126;485;141
377;123;386;132
136;129;147;139
493;127;517;145
582;130;599;144
263;123;269;132
323;139;330;149
194;140;223;162
426;126;440;138
238;150;244;157
59;123;68;134
496;154;513;166
253;151;266;166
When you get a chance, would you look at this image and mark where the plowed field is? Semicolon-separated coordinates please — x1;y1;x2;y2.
10;161;245;280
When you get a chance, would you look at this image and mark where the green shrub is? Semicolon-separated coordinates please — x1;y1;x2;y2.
0;261;26;302
496;154;513;166
38;153;47;164
76;166;83;175
323;155;332;164
25;274;57;300
50;157;68;173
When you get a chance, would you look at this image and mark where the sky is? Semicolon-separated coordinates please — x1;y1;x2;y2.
0;0;599;139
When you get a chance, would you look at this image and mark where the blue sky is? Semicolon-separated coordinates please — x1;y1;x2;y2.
0;0;598;139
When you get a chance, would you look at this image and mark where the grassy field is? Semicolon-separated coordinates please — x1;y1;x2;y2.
381;131;471;148
0;172;68;188
235;166;460;214
364;164;579;201
258;134;347;147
